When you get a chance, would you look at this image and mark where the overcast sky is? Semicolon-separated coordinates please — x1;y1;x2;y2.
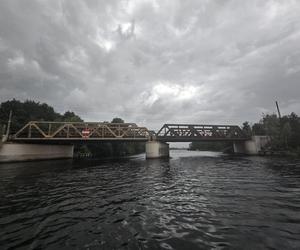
0;0;300;130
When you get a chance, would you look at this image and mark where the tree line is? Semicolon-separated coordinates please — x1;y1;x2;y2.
241;113;300;155
0;99;145;157
189;112;300;157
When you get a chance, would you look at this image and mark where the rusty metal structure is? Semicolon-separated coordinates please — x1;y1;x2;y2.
11;122;249;143
12;121;151;142
156;124;249;142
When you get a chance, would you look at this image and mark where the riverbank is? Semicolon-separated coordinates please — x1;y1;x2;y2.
189;147;300;159
259;148;300;158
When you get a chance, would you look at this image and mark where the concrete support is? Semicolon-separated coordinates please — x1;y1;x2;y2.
233;136;270;155
0;143;74;163
146;141;169;159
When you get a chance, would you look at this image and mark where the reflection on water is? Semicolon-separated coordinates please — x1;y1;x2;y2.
0;150;300;249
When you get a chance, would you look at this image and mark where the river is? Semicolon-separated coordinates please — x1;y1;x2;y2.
0;150;299;249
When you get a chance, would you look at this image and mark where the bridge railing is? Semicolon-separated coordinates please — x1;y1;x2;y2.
12;121;151;141
155;124;249;141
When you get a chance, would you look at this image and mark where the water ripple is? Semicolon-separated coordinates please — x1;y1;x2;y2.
0;151;300;249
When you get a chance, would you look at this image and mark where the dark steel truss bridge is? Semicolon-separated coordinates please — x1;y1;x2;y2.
11;121;250;143
155;124;249;142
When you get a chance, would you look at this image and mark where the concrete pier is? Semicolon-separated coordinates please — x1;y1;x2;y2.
233;136;269;155
0;143;74;163
146;141;169;159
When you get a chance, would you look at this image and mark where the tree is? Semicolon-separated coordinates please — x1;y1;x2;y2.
242;121;252;136
61;111;83;122
111;117;124;123
281;122;292;149
262;114;281;149
252;123;265;135
284;113;300;148
262;114;280;136
0;99;61;133
0;99;84;136
250;112;300;152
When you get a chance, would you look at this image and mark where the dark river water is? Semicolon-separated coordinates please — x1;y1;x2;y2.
0;150;300;250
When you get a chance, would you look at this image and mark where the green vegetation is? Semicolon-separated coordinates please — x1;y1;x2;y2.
0;99;145;157
0;99;83;134
243;113;300;157
189;112;300;157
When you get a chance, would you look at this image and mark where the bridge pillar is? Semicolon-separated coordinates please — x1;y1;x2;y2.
233;136;270;155
0;143;74;163
146;141;169;159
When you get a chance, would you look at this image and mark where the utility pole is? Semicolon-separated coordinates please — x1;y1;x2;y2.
275;101;281;119
3;110;12;142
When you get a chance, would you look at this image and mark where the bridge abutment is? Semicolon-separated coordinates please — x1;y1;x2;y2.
233;136;269;155
146;141;169;159
0;143;74;163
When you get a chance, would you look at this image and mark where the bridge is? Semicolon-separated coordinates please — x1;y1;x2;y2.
1;121;268;162
11;121;152;142
10;121;249;142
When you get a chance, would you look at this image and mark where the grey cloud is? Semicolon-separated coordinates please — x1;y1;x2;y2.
0;0;300;130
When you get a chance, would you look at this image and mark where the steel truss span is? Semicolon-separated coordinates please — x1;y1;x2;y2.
11;122;249;143
12;121;151;142
155;124;249;142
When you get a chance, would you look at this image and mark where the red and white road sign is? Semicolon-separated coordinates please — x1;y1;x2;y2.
82;128;90;137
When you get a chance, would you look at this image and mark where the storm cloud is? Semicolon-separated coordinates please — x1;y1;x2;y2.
0;0;300;129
